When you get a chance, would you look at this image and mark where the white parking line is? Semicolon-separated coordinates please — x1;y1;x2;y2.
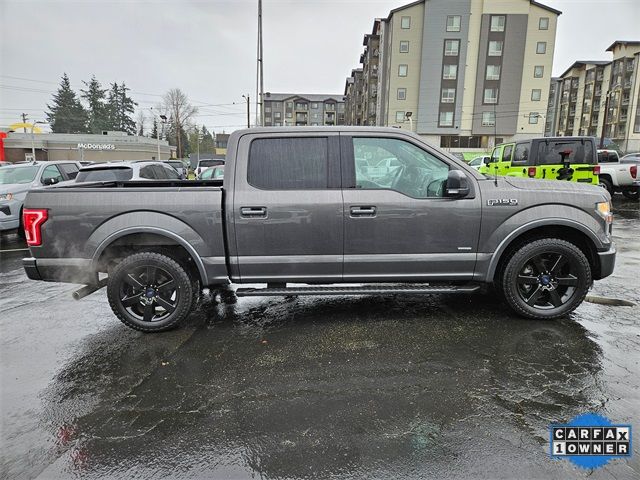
0;248;30;252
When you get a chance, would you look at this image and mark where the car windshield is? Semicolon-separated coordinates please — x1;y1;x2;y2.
199;160;223;168
0;165;39;184
76;167;134;182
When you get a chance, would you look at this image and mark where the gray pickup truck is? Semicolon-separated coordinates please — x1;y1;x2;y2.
22;127;616;332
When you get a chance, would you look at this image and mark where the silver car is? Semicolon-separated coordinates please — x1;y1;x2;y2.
0;161;81;234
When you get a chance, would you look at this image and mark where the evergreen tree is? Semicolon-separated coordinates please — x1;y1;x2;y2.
105;82;137;134
151;118;158;139
80;76;108;133
200;125;215;154
105;83;121;131
46;73;88;133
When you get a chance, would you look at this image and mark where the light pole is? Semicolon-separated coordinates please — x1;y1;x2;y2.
30;121;45;161
405;111;413;131
599;84;620;149
242;94;251;128
150;108;167;160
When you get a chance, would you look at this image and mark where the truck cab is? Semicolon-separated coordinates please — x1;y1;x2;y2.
480;137;600;185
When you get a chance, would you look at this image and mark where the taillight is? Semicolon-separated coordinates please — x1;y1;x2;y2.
593;165;600;175
631;165;638;179
23;208;48;246
528;167;537;178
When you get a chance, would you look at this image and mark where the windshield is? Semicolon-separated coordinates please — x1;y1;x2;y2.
0;165;39;185
76;168;133;182
199;160;223;168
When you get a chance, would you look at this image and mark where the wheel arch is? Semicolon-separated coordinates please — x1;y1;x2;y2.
92;227;208;285
487;220;602;283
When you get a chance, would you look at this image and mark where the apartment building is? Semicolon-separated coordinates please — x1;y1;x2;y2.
262;93;346;127
547;41;640;152
344;0;560;149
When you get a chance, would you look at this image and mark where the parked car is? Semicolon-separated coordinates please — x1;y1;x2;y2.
23;127;615;332
75;161;181;183
479;137;600;185
468;156;490;170
597;150;639;199
165;160;187;179
0;160;81;235
199;165;224;180
195;158;224;177
620;152;640;163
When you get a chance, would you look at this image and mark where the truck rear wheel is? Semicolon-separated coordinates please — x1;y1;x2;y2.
501;239;591;320
107;252;194;332
599;177;614;196
622;187;639;200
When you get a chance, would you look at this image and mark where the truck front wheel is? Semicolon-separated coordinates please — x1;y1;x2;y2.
500;239;591;320
107;252;194;332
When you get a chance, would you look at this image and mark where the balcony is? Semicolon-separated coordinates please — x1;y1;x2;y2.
627;63;635;72
624;81;632;89
570;95;577;102
622;97;630;105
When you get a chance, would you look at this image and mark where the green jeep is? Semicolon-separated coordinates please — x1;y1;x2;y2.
478;137;600;185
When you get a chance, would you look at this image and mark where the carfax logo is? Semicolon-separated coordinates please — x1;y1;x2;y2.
550;413;632;469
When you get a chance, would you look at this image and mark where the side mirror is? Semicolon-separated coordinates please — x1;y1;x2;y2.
483;157;492;165
445;170;470;198
43;177;59;186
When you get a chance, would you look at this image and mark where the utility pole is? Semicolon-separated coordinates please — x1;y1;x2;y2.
257;0;265;126
243;94;251;128
22;113;28;132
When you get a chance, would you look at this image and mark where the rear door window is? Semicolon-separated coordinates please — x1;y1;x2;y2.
139;165;157;179
58;163;79;179
511;143;531;165
248;137;328;189
537;140;593;165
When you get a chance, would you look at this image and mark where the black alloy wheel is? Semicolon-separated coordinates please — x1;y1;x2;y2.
501;239;591;319
107;252;193;332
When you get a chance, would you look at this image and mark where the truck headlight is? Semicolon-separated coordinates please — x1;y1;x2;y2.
596;201;613;224
0;193;13;201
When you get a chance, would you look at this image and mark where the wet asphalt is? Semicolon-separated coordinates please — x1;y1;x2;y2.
1;198;639;480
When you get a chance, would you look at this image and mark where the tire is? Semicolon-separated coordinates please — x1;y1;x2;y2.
622;187;639;200
17;207;25;239
107;252;194;332
599;177;614;196
500;239;591;320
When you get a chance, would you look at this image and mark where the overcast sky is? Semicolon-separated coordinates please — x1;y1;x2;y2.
1;0;638;134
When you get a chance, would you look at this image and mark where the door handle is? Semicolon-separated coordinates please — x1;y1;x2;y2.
241;206;267;217
350;206;376;217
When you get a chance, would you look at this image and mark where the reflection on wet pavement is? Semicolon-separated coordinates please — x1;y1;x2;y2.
1;198;638;479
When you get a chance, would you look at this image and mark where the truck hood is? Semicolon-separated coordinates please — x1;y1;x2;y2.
504;177;605;195
0;183;32;196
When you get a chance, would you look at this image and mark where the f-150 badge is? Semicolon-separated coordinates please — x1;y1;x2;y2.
487;198;518;206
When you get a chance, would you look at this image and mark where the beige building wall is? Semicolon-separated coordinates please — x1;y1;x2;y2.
514;4;558;137
385;2;424;131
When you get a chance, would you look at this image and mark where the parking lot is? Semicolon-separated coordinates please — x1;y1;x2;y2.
1;198;638;479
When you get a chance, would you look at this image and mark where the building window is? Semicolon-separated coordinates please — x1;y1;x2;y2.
439;111;454;127
442;64;458;80
295;102;307;110
529;112;540;124
490;15;505;32
395;111;406;123
286;101;293;109
444;39;460;56
484;88;498;104
325;103;335;111
311;103;319;109
265;106;272;113
446;15;461;32
482;111;495;126
397;88;407;100
399;41;409;53
274;112;281;119
286;112;292;118
486;65;501;80
398;64;408;77
441;88;456;103
539;17;549;30
534;65;544;78
401;16;411;29
531;89;542;101
488;40;503;56
536;41;547;54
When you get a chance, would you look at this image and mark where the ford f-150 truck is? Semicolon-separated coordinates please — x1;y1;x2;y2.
22;127;616;332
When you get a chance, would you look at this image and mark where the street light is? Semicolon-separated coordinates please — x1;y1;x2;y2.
30;121;45;161
149;108;167;160
242;94;251;128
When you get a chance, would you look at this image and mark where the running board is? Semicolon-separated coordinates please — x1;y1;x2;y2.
236;284;481;297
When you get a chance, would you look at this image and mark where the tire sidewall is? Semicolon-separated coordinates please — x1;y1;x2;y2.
502;239;591;319
107;252;193;332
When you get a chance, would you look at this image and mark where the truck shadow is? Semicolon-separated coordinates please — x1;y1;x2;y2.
40;292;605;478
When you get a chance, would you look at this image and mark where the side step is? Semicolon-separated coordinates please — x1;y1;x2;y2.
236;284;481;297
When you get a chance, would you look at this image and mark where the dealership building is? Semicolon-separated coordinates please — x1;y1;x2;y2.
0;131;174;163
